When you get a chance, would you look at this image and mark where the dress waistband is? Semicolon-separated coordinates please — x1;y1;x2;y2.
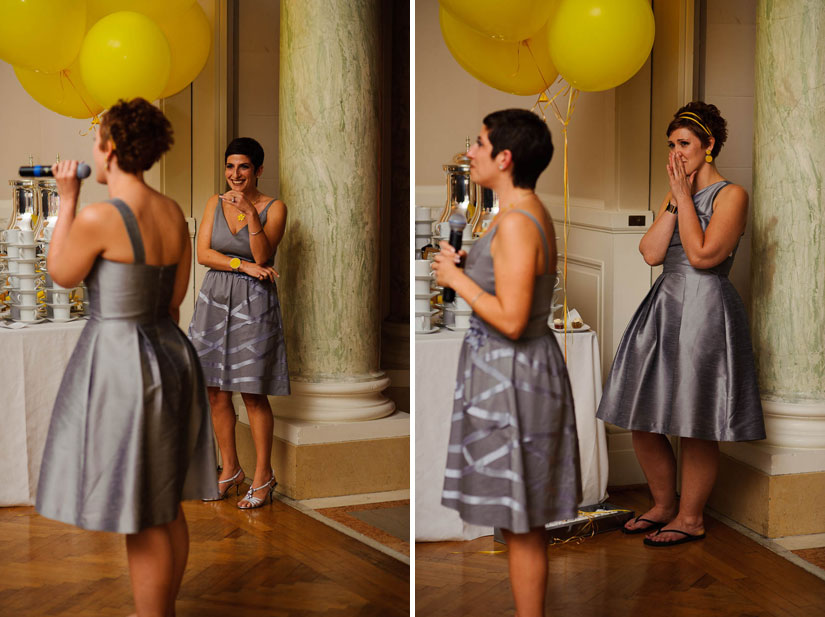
662;261;731;277
469;314;550;342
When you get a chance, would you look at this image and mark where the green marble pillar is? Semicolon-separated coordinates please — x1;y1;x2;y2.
276;0;392;420
751;0;825;446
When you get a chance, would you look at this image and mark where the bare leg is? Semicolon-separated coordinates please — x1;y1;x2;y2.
647;437;718;543
166;506;189;616
501;527;547;617
238;392;274;506
208;387;242;484
126;524;174;617
624;431;678;533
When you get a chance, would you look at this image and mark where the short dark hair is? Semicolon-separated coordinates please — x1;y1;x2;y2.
483;109;554;189
100;98;173;174
225;137;264;171
666;101;728;159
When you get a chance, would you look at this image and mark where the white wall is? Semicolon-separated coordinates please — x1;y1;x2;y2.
237;0;280;198
701;0;756;311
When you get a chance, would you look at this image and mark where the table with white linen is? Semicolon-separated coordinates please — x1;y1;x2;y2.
0;320;86;506
415;326;607;541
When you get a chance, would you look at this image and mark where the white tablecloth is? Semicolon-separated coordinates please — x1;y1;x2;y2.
0;320;86;506
415;327;607;541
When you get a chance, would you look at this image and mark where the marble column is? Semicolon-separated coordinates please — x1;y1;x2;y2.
276;0;394;421
751;0;825;448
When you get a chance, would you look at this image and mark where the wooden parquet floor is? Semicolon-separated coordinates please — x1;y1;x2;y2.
0;495;409;617
415;487;825;617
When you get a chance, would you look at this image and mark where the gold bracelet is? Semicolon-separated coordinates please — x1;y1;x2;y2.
249;228;264;236
470;290;484;307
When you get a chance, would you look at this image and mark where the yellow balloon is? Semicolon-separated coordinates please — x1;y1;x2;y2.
79;11;171;108
157;3;212;98
439;0;558;42
14;59;103;119
87;0;196;27
440;7;558;96
548;0;655;92
0;0;86;73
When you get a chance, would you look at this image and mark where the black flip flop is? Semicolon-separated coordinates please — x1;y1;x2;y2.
620;515;668;535
643;528;706;547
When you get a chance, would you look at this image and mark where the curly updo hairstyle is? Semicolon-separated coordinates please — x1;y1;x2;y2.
483;109;554;190
667;101;728;159
99;98;174;174
225;137;265;171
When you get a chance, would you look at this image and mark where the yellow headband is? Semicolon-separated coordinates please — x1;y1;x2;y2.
677;112;712;137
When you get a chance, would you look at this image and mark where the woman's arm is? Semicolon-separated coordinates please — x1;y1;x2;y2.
638;193;678;266
251;199;287;264
668;153;747;269
169;214;191;324
433;213;539;340
46;160;107;288
222;191;287;265
195;195;279;281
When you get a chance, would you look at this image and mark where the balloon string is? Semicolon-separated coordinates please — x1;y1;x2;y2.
523;40;560;94
545;87;578;362
61;69;102;134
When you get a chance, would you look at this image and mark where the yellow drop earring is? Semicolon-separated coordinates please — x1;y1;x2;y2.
705;148;713;163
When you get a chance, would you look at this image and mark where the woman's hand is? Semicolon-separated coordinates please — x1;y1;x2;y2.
51;160;81;211
431;241;466;288
221;189;256;217
240;261;279;282
666;150;696;205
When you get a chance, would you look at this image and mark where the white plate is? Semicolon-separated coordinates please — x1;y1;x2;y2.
415;291;439;300
551;323;591;333
445;324;469;331
415;326;439;335
414;308;439;317
7;243;39;249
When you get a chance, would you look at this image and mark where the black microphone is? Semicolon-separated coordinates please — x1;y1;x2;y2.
19;163;91;179
441;213;467;303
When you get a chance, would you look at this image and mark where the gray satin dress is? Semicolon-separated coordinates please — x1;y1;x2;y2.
597;181;765;441
441;209;582;534
36;199;218;534
189;199;289;395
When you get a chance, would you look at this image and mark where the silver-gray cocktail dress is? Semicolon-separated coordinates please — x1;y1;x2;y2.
597;181;765;441
441;209;582;534
189;199;289;395
36;199;218;534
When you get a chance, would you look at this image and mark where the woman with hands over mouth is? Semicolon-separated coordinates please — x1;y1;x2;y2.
433;109;581;617
597;102;765;547
189;137;289;510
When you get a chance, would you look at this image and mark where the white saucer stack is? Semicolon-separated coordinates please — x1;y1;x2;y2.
415;207;434;253
3;228;46;323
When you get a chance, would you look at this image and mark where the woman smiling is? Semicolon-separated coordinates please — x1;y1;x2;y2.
189;137;289;509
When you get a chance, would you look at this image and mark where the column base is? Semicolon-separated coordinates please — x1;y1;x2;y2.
235;408;410;500
709;442;825;538
762;398;825;448
270;375;396;422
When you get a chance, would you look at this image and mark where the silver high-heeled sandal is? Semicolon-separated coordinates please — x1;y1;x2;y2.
237;472;277;509
202;468;245;501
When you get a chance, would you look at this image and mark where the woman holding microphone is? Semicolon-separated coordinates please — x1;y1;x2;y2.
433;109;581;617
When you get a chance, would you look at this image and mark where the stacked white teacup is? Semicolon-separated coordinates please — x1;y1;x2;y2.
414;207;434;254
414;259;438;333
41;222;76;322
5;220;45;323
